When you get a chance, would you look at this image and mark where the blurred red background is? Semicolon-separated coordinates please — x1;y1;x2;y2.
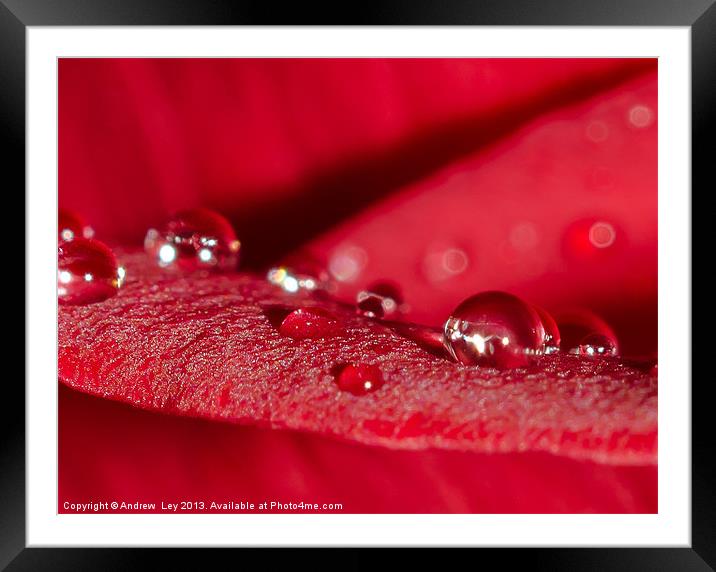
59;58;657;513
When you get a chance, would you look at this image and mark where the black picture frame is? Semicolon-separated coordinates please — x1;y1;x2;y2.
5;0;711;568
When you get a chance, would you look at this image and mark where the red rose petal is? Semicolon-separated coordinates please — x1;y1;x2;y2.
59;251;656;466
59;385;656;513
58;59;659;514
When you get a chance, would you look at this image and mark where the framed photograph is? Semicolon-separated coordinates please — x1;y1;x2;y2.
7;0;710;567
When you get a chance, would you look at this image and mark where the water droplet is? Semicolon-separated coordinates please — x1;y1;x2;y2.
650;363;658;376
279;308;339;340
58;208;94;242
533;305;561;354
145;208;240;272
335;364;384;396
356;281;404;319
443;291;545;369
628;104;654;128
58;238;121;305
575;333;618;357
556;309;619;355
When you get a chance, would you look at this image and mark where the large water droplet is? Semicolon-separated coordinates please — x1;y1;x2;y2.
279;308;339;340
58;238;121;305
59;208;94;242
335;364;384;396
533;305;561;354
576;333;619;357
356;281;404;319
145;208;240;272
443;291;545;369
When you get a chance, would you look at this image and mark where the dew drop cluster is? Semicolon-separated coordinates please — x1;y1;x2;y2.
59;206;637;400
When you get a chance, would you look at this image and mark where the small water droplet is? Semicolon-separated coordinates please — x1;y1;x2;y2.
58;238;121;305
356;281;404;319
575;333;619;357
335;364;384;396
650;363;658;376
279;308;339;340
145;208;240;272
533;305;561;354
443;291;545;369
58;208;94;242
556;309;618;355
